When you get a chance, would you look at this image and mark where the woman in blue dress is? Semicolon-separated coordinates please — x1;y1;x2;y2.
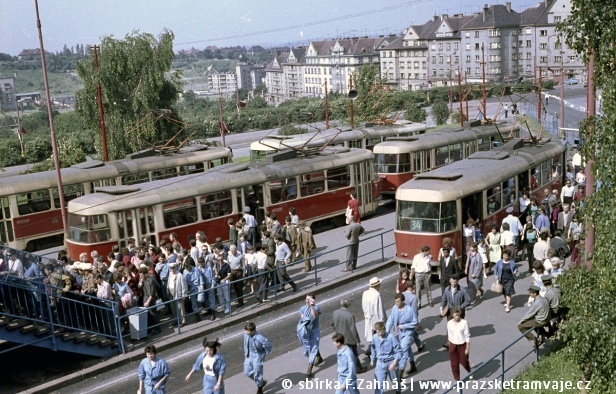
494;249;517;313
297;293;323;377
185;338;226;394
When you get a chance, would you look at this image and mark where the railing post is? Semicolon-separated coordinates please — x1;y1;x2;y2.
381;233;385;262
501;351;506;386
313;255;318;285
273;265;278;300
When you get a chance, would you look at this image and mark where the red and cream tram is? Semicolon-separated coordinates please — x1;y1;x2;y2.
65;147;380;261
249;122;427;162
373;123;520;195
0;145;232;251
394;138;565;272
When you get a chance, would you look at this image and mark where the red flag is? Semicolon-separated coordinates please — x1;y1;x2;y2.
19;127;27;134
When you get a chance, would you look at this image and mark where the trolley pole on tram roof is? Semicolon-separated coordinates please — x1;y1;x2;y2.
34;0;68;238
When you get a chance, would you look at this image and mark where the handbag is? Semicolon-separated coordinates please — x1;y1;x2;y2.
491;279;503;294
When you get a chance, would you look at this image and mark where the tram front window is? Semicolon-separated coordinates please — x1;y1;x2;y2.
68;213;111;243
374;154;410;174
397;200;456;233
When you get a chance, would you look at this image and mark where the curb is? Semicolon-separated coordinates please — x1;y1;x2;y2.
23;258;398;394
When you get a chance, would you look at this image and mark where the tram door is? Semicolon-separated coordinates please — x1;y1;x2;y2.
354;161;373;214
117;210;136;248
137;207;156;247
0;197;14;244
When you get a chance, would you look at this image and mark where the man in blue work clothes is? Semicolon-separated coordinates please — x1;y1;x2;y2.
386;293;418;378
370;321;403;394
244;321;272;394
332;333;360;394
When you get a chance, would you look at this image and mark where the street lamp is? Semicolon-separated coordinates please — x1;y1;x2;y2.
205;65;226;147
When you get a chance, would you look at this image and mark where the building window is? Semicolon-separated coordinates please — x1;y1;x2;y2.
512;41;518;48
526;40;532;48
465;32;471;38
454;43;459;50
414;61;419;68
489;29;501;37
474;31;480;38
489;55;501;62
539;43;547;50
466;67;471;74
439;56;444;64
454;56;459;64
554;16;561;23
438;43;443;51
446;43;451;51
540;30;548;36
431;56;436;64
475;55;480;61
465;43;471;51
475;67;480;75
526;53;532;60
475;43;480;50
554;55;562;64
466;55;471;62
512;29;518;36
489;42;501;49
422;61;426;69
525;28;532;35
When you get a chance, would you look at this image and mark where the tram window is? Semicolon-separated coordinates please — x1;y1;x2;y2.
412;153;421;173
303;171;325;195
348;140;362;149
17;189;51;215
139;207;155;234
486;184;502;215
117;210;134;240
90;178;117;193
398;154;411;172
163;198;197;228
502;177;515;205
327;166;351;191
541;161;551;185
67;213;110;243
477;138;491;151
200;191;232;219
152;168;178;181
435;146;450;167
270;177;297;203
374;154;392;173
449;143;463;162
518;170;530;193
122;172;149;185
53;184;84;208
0;220;14;243
179;163;205;176
440;201;457;232
365;138;381;151
1;197;10;219
396;201;441;233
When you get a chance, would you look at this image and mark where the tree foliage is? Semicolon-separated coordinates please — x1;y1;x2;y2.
431;101;449;125
405;104;427;123
75;30;183;159
549;1;616;392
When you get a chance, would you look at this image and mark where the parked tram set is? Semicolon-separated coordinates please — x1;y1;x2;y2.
65;146;380;261
249;122;427;162
393;138;566;274
373;123;521;195
0;145;232;252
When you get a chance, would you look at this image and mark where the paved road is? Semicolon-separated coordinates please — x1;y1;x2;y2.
28;201;552;394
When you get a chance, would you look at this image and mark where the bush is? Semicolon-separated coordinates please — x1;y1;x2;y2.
405;104;427;123
431;101;450;125
278;124;307;136
504;350;583;394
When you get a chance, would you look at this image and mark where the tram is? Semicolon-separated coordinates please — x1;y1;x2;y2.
65;146;380;261
373;123;520;195
0;145;232;252
249;122;427;162
394;138;565;273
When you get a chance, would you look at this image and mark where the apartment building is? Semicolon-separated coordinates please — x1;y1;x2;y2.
264;48;306;105
207;72;237;98
0;77;17;111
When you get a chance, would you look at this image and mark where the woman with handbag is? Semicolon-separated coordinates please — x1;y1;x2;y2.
493;250;517;313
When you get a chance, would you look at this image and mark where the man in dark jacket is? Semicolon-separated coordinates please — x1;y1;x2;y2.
439;247;459;295
440;274;470;348
332;298;364;372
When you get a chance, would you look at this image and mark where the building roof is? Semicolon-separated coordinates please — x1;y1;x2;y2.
18;48;49;57
462;4;521;29
520;0;553;26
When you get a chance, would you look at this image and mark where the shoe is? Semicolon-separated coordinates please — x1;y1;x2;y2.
484;273;488;279
237;302;244;307
430;300;434;308
210;313;216;321
442;343;449;350
505;307;510;313
364;348;371;357
402;361;417;377
292;284;297;292
194;315;202;323
417;343;425;352
341;268;350;272
279;287;286;292
180;322;186;328
479;290;484;298
255;297;263;304
224;310;230;314
314;353;324;366
470;300;477;306
306;364;314;378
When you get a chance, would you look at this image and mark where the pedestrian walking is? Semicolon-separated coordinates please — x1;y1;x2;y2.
465;243;484;304
362;277;387;357
385;293;418;377
401;280;425;352
274;235;297;292
440;274;471;348
137;345;170;394
370;321;403;394
333;333;360;394
411;245;433;307
347;192;362;223
447;307;472;381
494;250;517;313
332;298;364;372
297;221;316;272
343;216;365;272
297;293;323;377
243;322;272;394
185;338;226;393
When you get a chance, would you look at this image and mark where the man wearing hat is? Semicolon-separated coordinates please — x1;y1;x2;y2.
501;206;523;254
542;275;563;330
517;284;551;348
243;206;258;248
361;277;387;357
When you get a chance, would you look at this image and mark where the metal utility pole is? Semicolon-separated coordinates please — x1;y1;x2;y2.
560;53;565;129
458;68;464;126
91;45;109;162
13;73;25;157
349;75;355;128
217;76;225;147
584;53;595;266
481;43;487;121
538;66;542;122
34;0;68;237
234;72;240;120
324;80;330;130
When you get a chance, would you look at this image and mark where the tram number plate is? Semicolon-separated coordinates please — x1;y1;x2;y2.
410;219;423;231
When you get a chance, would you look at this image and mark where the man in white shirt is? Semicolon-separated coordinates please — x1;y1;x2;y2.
572;149;582;175
5;250;24;277
361;277;386;357
501;206;523;253
411;246;433;307
560;179;575;205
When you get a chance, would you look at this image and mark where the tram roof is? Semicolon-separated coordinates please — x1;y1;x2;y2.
0;146;232;196
395;139;564;202
373;124;519;154
68;147;373;215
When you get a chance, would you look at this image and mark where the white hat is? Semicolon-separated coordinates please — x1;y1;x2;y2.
80;263;93;271
169;262;178;268
243;206;250;213
506;206;514;214
369;277;381;287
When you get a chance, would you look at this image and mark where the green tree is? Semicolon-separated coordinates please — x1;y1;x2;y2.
75;30;183;159
350;64;396;123
431;101;449;125
405;104;427;123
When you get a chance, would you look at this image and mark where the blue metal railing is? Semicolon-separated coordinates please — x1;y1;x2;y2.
443;328;540;393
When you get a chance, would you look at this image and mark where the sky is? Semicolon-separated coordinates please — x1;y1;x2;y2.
0;0;539;56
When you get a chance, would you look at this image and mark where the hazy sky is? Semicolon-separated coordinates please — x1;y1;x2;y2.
1;0;538;56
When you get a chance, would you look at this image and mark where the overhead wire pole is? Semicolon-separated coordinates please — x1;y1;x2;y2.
34;0;68;237
458;68;464;126
324;80;330;130
91;45;109;162
481;43;487;121
348;74;355;128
